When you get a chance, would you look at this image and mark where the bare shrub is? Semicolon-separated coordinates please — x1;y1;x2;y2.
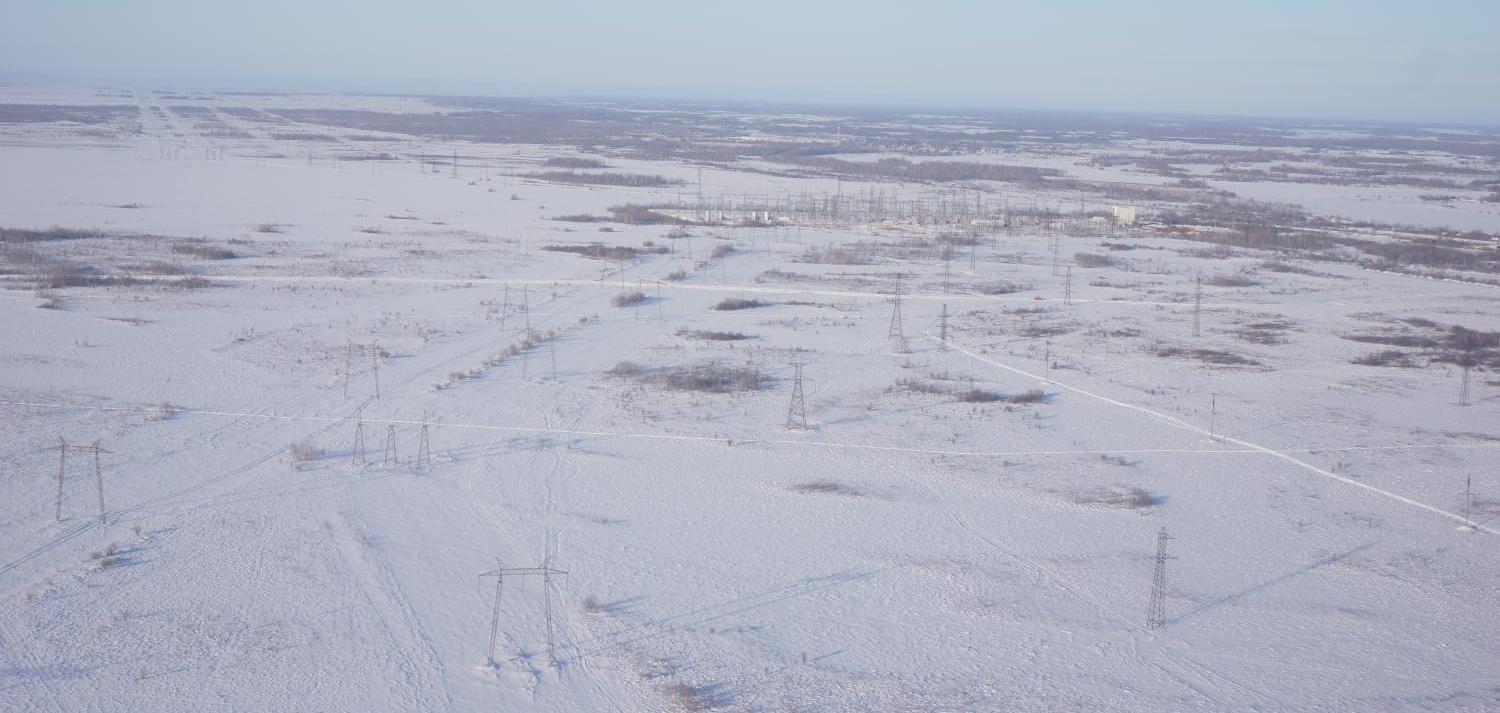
976;282;1029;295
797;246;871;265
607;361;643;377
1074;252;1119;268
1007;389;1047;404
543;243;668;261
524;171;680;187
663;269;687;282
612;290;647;307
1351;349;1415;367
642;363;766;393
289;441;324;463
1151;345;1260;366
712;297;767;311
40;261;120;288
895;378;947;395
126;260;187;275
1204;272;1261;288
955;388;1004;403
790;480;864;496
709;243;735;260
544;156;608;169
1234;320;1294;345
677;329;751;341
90;543;124;568
1260;260;1318;275
554;213;610;223
666;683;710;711
608;204;688;225
254;223;285;234
1075;485;1155;509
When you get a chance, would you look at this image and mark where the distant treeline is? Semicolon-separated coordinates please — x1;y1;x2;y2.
783;156;1062;184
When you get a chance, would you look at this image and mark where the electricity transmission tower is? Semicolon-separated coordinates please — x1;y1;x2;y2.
888;274;908;353
1064;267;1073;306
352;416;367;464
382;425;398;466
416;413;432;470
1209;395;1218;441
1459;360;1472;406
938;304;950;351
943;248;953;294
52;439;109;523
786;361;808;430
1461;473;1473;533
343;340;383;400
1147;527;1175;631
1193;275;1203;338
479;559;569;667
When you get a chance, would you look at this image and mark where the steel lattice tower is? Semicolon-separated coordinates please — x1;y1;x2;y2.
786;361;808;430
1459;361;1472;406
352;418;367;464
416;415;432;470
1147;527;1175;630
1193;275;1203;338
938;304;950;351
888;274;908;353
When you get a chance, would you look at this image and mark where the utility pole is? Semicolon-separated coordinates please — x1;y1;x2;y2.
1064;266;1073;306
786;361;808;430
1147;527;1175;631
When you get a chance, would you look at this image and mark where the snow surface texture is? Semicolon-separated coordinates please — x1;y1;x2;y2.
1;89;1498;711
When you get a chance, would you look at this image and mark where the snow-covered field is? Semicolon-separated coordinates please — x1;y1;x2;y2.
2;89;1498;712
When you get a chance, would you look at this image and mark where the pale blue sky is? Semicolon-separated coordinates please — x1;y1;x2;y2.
3;0;1497;123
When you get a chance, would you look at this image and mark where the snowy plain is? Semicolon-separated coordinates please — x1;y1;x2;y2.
0;89;1498;712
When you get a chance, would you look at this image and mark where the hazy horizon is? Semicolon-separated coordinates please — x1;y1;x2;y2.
5;1;1498;125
